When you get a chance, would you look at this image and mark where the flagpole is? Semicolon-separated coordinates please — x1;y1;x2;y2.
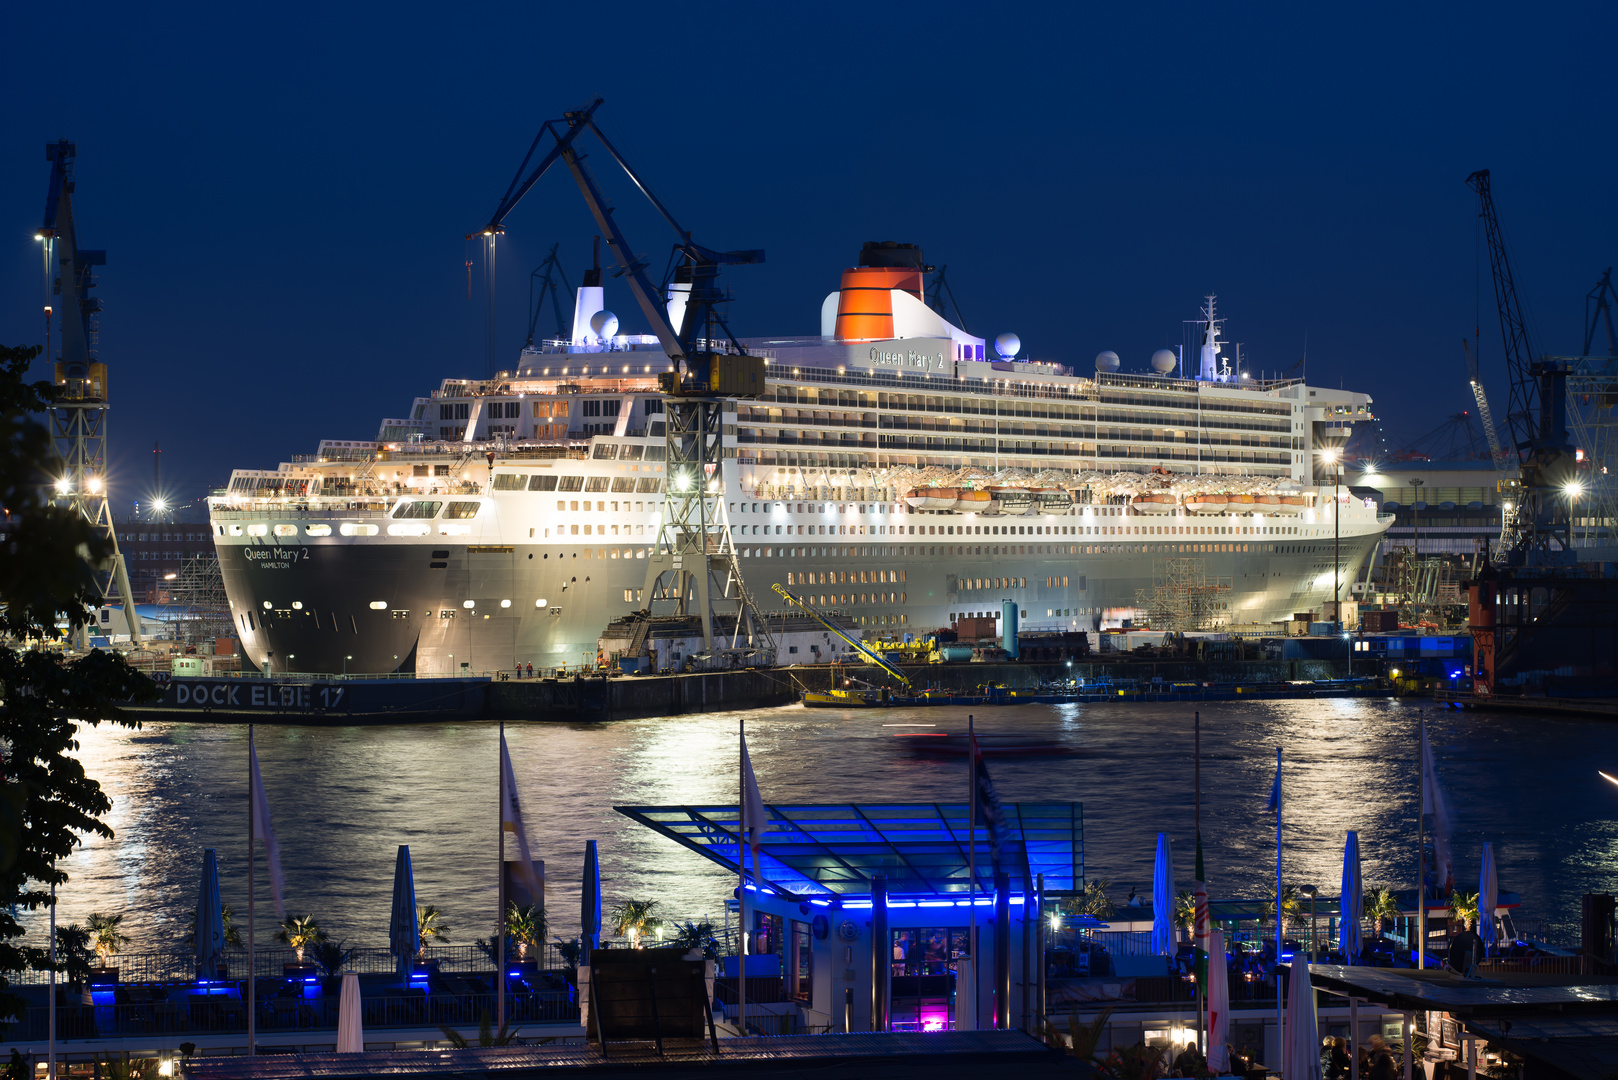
738;715;747;1037
967;713;977;1031
1274;745;1282;1073
1416;713;1425;973
498;719;507;1033
1195;712;1204;1058
248;724;256;1057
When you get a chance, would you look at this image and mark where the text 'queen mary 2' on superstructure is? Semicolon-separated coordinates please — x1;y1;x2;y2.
211;242;1390;675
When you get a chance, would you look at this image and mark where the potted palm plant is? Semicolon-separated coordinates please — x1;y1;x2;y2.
275;914;326;978
1364;887;1401;937
505;903;546;974
608;899;662;949
416;905;451;975
87;913;128;983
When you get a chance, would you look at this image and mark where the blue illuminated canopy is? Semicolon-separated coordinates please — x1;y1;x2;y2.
615;802;1083;900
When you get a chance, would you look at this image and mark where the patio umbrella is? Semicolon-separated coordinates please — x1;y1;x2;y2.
1339;831;1363;962
1205;927;1230;1073
336;972;363;1052
1281;959;1321;1080
195;849;225;979
388;845;419;988
1151;832;1176;957
582;840;601;952
1479;842;1498;953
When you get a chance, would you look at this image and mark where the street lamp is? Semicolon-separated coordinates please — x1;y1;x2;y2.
343;654;353;677
1409;479;1425;562
1321;449;1342;609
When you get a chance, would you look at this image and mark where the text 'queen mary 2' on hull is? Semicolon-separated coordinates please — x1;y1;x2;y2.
211;242;1390;675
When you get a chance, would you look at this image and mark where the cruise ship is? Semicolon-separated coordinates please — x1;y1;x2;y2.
210;242;1390;675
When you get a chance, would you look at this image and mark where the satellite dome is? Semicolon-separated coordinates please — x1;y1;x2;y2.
994;333;1021;360
1095;350;1121;372
589;310;619;340
1151;348;1177;374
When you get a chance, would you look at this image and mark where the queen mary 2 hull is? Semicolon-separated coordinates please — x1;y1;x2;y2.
212;459;1389;676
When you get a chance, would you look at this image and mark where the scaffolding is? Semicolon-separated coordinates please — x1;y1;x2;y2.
161;553;235;650
1133;557;1232;631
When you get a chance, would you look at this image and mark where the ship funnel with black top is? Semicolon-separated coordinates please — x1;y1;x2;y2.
833;241;934;341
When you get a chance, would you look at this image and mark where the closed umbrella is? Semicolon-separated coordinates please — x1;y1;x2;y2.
582;841;601;952
1479;842;1498;954
1205;928;1230;1073
1151;832;1176;957
1339;831;1363;962
388;845;419;988
195;849;225;980
336;972;363;1052
1282;959;1321;1080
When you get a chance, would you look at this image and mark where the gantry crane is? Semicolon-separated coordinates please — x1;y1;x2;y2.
1467;169;1577;562
39;140;140;646
471;99;771;657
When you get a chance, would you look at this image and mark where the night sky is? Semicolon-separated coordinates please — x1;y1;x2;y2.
4;3;1615;508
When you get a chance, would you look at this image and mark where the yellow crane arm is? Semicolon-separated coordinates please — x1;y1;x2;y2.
770;584;911;689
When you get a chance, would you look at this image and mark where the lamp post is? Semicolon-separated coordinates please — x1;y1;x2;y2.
343;654;352;677
1409;479;1424;561
1322;449;1343;607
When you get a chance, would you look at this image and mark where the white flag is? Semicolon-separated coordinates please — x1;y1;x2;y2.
1420;720;1454;896
740;733;768;872
500;733;543;903
249;734;286;920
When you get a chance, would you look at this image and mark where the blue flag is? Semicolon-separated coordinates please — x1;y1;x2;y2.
1264;757;1281;813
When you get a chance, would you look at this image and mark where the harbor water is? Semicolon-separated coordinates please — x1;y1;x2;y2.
42;698;1617;952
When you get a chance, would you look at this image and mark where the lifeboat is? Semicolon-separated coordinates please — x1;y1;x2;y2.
1037;488;1073;513
903;487;960;511
1272;495;1308;516
989;486;1034;516
1185;492;1229;514
1255;494;1281;510
957;489;992;512
1130;493;1178;515
1227;493;1257;509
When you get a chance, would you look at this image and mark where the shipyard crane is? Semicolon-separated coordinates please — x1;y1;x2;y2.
1586;268;1618;358
1463;337;1520;553
39;140;141;646
471;98;772;656
1466;169;1577;561
1463;339;1513;470
771;585;913;690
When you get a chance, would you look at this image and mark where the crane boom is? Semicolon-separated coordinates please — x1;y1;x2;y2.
771;584;912;689
1463;339;1511;470
1466;169;1539;456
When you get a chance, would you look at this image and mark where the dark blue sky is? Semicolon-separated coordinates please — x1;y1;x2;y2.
5;3;1615;508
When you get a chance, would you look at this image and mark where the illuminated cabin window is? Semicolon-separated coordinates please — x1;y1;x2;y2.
229;524;244;536
246;523;268;536
305;524;331;536
273;524;297;537
339;523;378;536
462;599;476;609
392;500;442;520
439;523;472;536
387;522;430;536
368;601;387;610
443;502;482;520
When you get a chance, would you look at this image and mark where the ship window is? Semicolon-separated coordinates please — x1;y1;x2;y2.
339;523;379;536
369;601;387;610
529;474;558;491
637;478;663;493
585;477;611;492
611;477;636;493
592;443;619;460
643;446;666;461
557;476;585;492
443;502;482;520
246;523;268;536
305;524;331;536
229;524;244;536
493;473;527;491
393;500;442;519
621;445;644;460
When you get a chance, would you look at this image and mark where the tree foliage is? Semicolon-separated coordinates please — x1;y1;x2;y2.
0;342;161;1028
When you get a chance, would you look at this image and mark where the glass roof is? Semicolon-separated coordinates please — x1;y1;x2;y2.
615;802;1084;900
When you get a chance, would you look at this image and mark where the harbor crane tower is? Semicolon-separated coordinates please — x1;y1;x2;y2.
470;99;773;660
39;140;140;646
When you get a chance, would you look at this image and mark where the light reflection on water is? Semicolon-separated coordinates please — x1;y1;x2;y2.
37;698;1618;949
